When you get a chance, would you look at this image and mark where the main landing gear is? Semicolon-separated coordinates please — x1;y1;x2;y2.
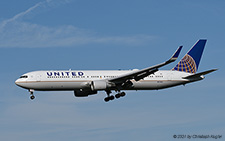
104;91;126;102
104;95;115;102
29;89;35;100
115;92;126;99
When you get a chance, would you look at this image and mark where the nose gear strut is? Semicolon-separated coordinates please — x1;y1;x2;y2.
29;89;35;100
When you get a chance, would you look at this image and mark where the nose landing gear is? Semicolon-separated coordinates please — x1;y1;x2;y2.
29;89;35;100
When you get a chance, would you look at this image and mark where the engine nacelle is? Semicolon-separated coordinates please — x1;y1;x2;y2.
74;90;97;97
91;80;107;91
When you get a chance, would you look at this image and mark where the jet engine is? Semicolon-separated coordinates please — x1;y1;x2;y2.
91;80;108;90
74;90;97;97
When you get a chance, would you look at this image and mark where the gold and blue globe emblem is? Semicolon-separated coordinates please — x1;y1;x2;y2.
172;54;197;73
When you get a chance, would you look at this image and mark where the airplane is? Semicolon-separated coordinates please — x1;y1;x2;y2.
15;39;217;102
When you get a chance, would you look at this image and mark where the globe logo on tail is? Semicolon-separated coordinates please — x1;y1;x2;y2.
172;54;197;73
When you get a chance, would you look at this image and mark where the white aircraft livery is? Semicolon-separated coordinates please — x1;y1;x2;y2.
15;39;217;102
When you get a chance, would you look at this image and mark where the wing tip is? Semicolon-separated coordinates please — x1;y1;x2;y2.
169;46;183;62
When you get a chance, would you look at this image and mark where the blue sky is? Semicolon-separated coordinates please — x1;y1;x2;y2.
0;0;224;140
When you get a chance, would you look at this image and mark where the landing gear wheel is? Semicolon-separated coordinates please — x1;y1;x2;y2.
115;94;121;99
104;97;110;102
115;92;126;99
104;95;115;102
109;95;115;100
30;95;35;100
120;92;126;97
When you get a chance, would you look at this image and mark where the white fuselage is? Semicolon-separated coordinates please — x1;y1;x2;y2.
14;40;214;102
15;70;197;91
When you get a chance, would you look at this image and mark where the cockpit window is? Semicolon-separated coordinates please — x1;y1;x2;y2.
20;75;28;78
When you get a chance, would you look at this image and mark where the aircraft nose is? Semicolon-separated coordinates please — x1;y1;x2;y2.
15;79;21;86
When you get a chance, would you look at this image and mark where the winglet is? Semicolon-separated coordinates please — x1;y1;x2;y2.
168;46;183;63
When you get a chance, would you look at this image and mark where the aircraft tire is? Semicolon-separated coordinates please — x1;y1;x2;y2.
121;92;126;97
30;95;35;100
104;97;109;102
110;95;115;100
115;94;120;99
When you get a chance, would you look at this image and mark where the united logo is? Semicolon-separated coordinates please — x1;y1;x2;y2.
172;54;197;73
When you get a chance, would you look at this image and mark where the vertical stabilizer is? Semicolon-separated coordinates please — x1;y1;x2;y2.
172;39;207;73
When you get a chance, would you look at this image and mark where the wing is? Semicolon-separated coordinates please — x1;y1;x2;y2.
109;46;183;84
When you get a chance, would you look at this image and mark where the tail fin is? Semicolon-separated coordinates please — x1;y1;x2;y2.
172;39;207;73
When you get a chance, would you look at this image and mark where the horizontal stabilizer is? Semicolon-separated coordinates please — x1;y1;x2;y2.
183;69;218;79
